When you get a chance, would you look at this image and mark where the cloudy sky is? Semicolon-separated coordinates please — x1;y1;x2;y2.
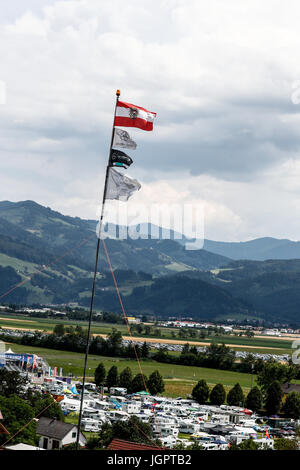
1;0;300;241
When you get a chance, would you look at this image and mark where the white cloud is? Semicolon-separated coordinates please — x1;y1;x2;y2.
1;0;300;241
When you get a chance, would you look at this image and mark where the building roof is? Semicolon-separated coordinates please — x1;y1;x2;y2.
5;443;45;451
36;417;77;440
282;383;300;394
0;423;9;435
107;438;160;451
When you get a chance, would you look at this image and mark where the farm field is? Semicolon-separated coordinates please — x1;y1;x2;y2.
0;313;293;355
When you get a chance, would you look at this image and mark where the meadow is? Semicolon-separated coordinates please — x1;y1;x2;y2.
4;341;259;396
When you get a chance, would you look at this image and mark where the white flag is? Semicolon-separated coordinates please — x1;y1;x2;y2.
106;168;141;201
113;128;137;150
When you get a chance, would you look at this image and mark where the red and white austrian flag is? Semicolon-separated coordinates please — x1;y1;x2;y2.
115;101;157;131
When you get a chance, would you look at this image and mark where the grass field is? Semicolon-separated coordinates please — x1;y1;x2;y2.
0;313;293;355
3;341;261;396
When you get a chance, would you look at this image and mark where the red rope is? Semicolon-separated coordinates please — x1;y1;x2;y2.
101;239;165;445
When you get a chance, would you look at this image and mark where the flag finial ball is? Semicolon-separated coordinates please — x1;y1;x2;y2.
116;90;121;96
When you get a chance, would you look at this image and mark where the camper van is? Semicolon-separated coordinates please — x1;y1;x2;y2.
108;410;129;422
122;402;141;414
83;382;98;392
202;442;228;450
159;436;177;448
110;387;127;396
253;438;274;450
179;421;201;434
82;421;102;432
153;421;179;439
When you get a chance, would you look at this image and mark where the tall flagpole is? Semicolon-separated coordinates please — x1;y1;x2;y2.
76;90;120;450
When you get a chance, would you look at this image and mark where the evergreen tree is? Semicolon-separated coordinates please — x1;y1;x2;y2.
227;383;244;407
106;365;119;389
192;379;210;405
0;370;26;398
265;381;283;416
106;328;123;355
94;362;106;387
147;370;165;395
119;367;133;392
141;341;150;358
245;386;263;413
209;383;226;406
131;373;148;393
282;391;300;419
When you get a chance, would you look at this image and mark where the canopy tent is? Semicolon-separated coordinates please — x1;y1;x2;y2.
5;348;15;354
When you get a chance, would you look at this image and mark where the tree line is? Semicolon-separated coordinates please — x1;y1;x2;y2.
192;372;300;419
1;326;300;381
94;363;165;396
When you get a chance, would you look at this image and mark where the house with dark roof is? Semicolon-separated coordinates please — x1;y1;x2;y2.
107;438;160;451
36;417;87;450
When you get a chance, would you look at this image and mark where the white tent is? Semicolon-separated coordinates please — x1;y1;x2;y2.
5;348;15;354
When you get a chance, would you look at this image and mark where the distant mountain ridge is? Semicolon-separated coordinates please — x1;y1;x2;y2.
1;200;300;324
203;237;300;261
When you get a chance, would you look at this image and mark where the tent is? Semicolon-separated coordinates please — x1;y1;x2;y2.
5;348;15;354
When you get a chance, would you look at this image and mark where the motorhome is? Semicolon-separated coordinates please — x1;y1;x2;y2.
122;402;141;414
110;387;127;396
253;438;274;450
82;421;102;432
159;436;177;448
93;400;110;410
108;410;129;422
179;421;201;434
210;413;230;425
227;427;257;445
152;422;179;439
83;382;98;392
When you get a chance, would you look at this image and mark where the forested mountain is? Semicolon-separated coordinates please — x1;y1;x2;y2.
1;201;300;324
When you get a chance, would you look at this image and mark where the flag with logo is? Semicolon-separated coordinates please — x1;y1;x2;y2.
115;101;156;131
106;168;141;201
113;128;137;149
110;149;133;169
